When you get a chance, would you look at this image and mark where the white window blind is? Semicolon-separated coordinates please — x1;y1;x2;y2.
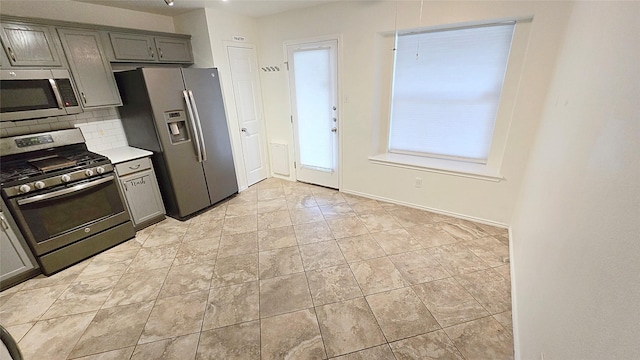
389;23;515;163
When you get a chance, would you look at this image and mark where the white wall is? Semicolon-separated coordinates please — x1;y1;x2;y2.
175;8;262;191
256;1;571;225
0;0;175;33
174;9;214;68
510;2;640;359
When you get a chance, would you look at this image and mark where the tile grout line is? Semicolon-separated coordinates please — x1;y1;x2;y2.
299;196;352;359
333;201;396;356
127;223;186;357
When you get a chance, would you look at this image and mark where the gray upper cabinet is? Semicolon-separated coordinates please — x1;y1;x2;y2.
57;28;122;108
109;32;156;62
110;32;192;64
0;22;61;67
154;36;192;63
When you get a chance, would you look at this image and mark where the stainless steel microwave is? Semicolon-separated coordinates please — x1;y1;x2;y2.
0;69;82;122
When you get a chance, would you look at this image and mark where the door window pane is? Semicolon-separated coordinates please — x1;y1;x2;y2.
293;48;334;171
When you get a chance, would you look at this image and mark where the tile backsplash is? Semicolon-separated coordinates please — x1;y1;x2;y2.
74;119;128;151
0;107;129;152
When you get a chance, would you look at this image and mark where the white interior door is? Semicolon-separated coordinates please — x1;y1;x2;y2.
287;39;339;189
227;45;268;186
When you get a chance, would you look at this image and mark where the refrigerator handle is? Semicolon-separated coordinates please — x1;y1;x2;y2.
182;90;203;163
187;90;208;162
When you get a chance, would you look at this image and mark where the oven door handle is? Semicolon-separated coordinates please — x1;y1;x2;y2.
17;176;114;206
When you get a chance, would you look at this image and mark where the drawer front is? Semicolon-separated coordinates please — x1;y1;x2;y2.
115;157;151;176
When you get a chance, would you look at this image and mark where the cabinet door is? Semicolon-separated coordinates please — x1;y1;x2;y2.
57;28;122;108
110;32;157;62
120;169;165;226
154;36;193;63
0;22;61;67
0;212;36;284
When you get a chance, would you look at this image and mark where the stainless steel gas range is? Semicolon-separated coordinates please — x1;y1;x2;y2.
0;129;135;275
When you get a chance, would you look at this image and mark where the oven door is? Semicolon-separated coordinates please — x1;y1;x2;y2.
7;175;131;255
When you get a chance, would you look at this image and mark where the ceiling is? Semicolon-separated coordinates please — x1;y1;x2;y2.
71;0;339;18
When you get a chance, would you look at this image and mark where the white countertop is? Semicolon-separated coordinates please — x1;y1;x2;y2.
94;146;153;164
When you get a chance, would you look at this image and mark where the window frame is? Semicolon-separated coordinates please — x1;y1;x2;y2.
370;17;533;181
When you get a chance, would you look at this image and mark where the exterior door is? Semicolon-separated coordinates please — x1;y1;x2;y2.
227;45;268;186
286;39;339;189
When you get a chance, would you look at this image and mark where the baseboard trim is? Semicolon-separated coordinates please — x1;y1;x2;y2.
340;188;509;229
508;226;520;359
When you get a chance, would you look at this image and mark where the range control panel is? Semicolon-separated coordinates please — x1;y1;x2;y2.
15;135;54;148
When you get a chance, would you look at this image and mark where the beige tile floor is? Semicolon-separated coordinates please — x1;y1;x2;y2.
0;178;514;360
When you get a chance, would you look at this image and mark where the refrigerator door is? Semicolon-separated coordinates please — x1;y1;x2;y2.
182;68;239;204
138;68;211;217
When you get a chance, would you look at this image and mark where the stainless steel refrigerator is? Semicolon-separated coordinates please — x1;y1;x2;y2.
115;68;238;219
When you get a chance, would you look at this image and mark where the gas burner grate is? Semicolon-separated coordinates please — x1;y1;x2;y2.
1;150;109;186
0;163;41;184
60;150;109;167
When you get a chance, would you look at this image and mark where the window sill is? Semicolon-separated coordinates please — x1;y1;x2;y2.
369;153;504;182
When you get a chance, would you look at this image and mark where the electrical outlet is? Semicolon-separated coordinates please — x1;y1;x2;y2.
415;177;422;188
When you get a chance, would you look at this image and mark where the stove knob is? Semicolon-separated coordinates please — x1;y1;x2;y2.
85;169;94;177
96;166;105;174
61;174;71;183
34;181;46;190
19;184;31;193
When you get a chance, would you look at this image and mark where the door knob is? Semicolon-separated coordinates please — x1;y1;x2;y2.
331;127;337;132
241;128;247;133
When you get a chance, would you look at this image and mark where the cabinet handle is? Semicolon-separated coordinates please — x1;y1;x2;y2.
0;214;8;230
81;92;87;104
149;47;155;58
129;164;141;170
158;47;163;59
7;46;16;62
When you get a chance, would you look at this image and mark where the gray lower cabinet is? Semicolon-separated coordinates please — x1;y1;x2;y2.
116;157;165;229
1;199;37;290
57;28;122;109
0;22;61;67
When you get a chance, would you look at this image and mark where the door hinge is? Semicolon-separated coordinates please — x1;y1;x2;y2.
290;115;293;123
284;61;289;71
294;161;296;169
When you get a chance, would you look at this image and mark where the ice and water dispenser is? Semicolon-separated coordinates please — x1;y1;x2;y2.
164;110;190;144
